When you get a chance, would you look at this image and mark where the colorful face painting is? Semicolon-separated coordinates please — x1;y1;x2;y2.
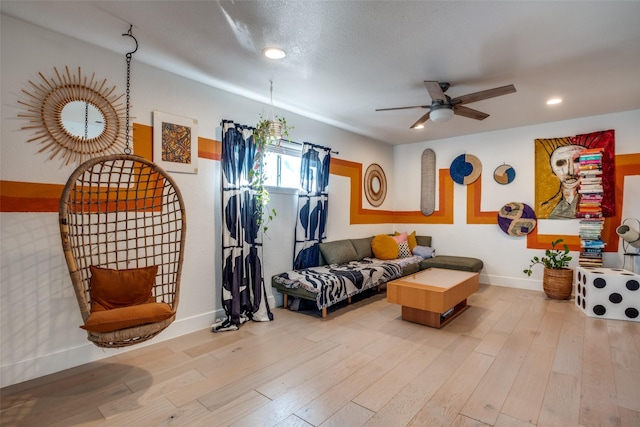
534;130;615;219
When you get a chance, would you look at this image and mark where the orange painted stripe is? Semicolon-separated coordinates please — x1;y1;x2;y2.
467;174;498;224
1;124;222;212
330;158;453;224
527;152;640;251
133;124;221;161
0;181;62;212
198;137;221;160
0;194;61;212
390;169;454;224
2;120;638;244
132;123;153;161
65;169;165;214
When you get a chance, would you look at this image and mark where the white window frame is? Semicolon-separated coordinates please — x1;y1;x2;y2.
263;140;302;194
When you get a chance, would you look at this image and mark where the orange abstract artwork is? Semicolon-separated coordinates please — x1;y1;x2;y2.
162;122;192;164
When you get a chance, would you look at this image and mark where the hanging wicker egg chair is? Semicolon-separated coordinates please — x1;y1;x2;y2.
59;154;186;348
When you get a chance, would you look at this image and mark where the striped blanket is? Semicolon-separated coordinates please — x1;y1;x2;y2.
273;257;411;309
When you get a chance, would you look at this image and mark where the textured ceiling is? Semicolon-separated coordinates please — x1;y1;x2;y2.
3;1;640;145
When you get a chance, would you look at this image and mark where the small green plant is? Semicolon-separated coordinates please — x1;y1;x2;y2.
253;115;292;148
523;238;572;276
251;114;293;234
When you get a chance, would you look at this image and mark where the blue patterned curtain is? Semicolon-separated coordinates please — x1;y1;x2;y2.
293;143;332;269
213;120;273;332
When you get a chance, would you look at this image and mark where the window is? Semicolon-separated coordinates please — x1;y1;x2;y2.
263;141;302;189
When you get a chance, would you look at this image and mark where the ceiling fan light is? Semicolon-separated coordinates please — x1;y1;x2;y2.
430;107;454;123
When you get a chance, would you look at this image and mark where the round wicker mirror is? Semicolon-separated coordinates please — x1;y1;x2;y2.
364;163;387;207
61;101;106;139
18;66;127;165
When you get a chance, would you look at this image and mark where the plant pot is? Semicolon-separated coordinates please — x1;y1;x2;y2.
543;267;573;300
268;121;283;141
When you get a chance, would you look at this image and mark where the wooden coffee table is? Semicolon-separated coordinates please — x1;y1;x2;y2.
387;268;479;328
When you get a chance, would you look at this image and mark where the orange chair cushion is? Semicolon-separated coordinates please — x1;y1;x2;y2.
371;234;399;260
80;302;174;333
89;265;158;311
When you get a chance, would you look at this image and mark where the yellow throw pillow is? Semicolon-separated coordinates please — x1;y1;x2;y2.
89;265;158;312
407;231;418;251
372;234;399;260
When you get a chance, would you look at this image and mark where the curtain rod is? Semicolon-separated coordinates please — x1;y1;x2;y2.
280;138;339;155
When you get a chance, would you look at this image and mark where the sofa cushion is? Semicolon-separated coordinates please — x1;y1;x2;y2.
372;234;399;259
415;235;432;247
319;240;358;265
401;262;420;276
420;255;483;272
350;237;373;260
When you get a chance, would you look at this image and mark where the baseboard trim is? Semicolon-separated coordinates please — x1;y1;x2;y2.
0;309;222;388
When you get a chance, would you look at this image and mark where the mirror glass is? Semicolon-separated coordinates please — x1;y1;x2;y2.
371;176;380;193
61;101;105;139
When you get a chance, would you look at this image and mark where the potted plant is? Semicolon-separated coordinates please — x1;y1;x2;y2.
523;238;574;299
254;114;291;147
250;114;293;233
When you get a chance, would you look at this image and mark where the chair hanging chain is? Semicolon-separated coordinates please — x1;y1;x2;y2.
122;25;138;155
84;102;89;140
269;80;275;121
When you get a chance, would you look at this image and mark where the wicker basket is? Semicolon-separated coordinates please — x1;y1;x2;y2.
543;267;573;300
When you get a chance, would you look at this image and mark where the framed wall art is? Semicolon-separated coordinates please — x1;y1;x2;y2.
153;111;199;174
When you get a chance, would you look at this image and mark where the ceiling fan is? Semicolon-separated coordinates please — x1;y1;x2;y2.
376;81;516;128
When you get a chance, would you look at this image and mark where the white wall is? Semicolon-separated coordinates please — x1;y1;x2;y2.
393;110;640;290
0;15;394;387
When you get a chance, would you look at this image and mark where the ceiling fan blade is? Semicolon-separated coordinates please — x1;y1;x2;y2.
453;105;490;120
452;84;516;105
424;81;447;102
376;105;430;111
410;111;431;128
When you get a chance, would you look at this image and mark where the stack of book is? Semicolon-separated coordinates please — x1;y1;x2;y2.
577;148;605;267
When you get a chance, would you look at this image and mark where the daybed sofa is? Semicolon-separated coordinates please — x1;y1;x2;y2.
272;234;483;317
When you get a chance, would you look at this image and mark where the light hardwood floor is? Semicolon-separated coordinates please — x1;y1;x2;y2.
2;284;640;427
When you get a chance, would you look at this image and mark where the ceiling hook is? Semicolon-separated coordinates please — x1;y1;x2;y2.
122;24;138;56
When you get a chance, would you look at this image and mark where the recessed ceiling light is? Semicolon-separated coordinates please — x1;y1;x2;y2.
546;98;563;105
263;47;286;59
413;124;424;129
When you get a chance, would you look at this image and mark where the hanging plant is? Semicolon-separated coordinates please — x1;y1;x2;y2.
250;114;293;234
253;114;291;148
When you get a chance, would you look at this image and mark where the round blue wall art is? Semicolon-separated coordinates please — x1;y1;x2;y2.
449;153;482;185
494;164;516;185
